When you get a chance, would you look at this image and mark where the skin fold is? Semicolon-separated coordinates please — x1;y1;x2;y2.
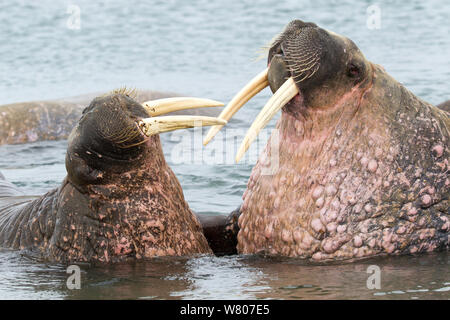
218;20;448;261
0;94;214;263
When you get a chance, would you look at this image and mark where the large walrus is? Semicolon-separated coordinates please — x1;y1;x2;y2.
0;89;222;146
205;20;449;261
0;93;228;262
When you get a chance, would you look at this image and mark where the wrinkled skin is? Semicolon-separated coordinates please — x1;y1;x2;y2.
0;94;212;263
0;90;221;146
235;20;449;261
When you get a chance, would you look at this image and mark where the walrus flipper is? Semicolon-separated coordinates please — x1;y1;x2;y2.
197;207;241;256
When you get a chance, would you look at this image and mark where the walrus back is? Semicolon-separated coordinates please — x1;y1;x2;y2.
437;100;450;113
0;101;82;145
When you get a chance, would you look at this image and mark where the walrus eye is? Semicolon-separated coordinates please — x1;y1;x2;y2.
347;63;360;78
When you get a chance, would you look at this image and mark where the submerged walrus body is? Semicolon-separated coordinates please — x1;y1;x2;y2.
0;90;222;146
0;94;228;262
437;100;450;113
206;20;449;261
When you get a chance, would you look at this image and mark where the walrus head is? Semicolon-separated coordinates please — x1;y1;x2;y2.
49;94;226;262
205;20;449;261
67;94;225;184
266;20;371;111
204;20;374;159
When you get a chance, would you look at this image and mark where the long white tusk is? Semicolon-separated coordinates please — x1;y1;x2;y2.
142;97;224;116
235;77;298;163
138;116;227;136
203;68;269;146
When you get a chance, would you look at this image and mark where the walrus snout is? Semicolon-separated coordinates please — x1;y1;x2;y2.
66;94;227;178
268;54;291;93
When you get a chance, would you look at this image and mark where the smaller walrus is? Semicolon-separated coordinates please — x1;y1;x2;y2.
0;93;226;263
205;20;449;261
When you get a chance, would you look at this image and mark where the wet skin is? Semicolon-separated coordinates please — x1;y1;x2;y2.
0;94;221;263
209;20;449;261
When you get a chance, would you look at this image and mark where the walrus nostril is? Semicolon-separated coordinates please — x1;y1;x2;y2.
288;19;309;29
276;45;284;56
268;54;291;93
287;19;318;31
279;43;287;56
347;63;361;78
268;44;284;65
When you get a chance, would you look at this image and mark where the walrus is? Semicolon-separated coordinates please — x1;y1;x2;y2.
0;89;222;146
437;100;450;113
0;93;228;262
205;20;449;261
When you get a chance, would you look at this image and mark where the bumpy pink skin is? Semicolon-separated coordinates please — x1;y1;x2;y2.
51;134;212;262
237;65;449;261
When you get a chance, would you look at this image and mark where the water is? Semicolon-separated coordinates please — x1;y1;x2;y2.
0;0;449;299
1;249;448;299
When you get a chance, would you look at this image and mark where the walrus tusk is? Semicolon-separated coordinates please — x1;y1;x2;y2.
138;116;227;136
235;77;298;163
203;68;269;146
142;97;224;117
